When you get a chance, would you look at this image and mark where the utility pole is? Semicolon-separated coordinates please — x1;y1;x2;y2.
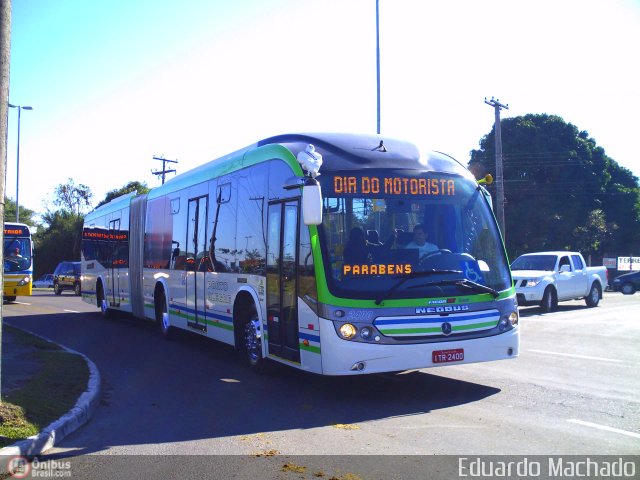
484;97;509;240
152;155;177;185
1;0;12;400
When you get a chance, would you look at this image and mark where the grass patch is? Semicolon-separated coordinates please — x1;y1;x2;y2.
1;325;89;448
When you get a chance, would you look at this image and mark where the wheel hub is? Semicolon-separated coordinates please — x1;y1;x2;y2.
244;318;262;363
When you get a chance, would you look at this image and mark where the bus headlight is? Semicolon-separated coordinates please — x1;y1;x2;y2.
498;311;518;331
17;275;31;286
360;326;373;340
338;323;357;340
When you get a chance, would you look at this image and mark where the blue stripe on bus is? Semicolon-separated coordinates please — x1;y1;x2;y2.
169;303;233;324
299;332;320;343
374;311;498;326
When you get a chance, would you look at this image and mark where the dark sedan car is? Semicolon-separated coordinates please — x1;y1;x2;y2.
53;261;82;296
611;270;640;295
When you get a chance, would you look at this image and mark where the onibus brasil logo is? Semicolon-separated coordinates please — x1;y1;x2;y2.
6;456;72;478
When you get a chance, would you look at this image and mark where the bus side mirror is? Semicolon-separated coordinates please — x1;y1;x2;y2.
302;178;323;225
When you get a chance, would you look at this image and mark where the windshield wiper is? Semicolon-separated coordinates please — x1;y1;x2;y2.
374;269;462;305
408;278;500;298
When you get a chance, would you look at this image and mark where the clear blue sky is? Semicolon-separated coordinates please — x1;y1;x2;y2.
8;0;640;217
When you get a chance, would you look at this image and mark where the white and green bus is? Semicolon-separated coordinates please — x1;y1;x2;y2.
82;133;519;375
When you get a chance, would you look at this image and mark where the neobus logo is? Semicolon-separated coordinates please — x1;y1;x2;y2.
427;298;457;305
416;305;470;314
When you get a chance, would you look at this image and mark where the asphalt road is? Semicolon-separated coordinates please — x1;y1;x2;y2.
2;290;639;475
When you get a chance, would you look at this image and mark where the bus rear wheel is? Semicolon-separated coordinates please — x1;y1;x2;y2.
155;287;175;340
97;282;113;318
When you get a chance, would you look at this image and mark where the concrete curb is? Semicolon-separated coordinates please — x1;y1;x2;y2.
0;325;101;466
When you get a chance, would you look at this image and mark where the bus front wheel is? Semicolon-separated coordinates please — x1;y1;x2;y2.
235;301;266;373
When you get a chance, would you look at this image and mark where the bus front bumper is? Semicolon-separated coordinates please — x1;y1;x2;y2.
3;278;32;297
319;318;519;376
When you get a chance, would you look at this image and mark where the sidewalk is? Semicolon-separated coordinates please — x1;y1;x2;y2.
0;324;101;463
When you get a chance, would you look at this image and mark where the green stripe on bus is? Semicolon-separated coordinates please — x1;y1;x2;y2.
300;344;321;354
452;321;497;331
204;319;234;331
316;287;517;308
381;320;498;335
380;327;443;335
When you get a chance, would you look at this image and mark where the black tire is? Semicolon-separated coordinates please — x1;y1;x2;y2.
74;282;82;296
585;282;601;307
53;283;62;295
621;283;636;295
539;286;557;313
97;282;113;318
240;307;266;372
4;296;16;303
155;288;175;339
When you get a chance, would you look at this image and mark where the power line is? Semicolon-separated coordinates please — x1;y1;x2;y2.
484;96;509;240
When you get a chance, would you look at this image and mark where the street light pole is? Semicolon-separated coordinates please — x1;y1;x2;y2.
8;103;33;222
376;0;381;135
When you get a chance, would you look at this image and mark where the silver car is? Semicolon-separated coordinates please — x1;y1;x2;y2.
33;274;54;288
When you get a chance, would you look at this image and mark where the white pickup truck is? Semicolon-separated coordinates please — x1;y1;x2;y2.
511;251;608;312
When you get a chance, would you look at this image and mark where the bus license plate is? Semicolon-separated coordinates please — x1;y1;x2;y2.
432;348;464;364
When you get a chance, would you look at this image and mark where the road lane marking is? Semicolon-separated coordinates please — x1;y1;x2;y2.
13;301;31;305
567;419;640;439
528;349;623;363
63;309;80;313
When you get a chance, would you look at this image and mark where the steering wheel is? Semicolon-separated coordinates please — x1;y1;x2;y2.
419;249;452;264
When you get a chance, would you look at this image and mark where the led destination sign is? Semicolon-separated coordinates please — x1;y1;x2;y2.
4;226;30;236
82;229;128;242
343;263;412;276
331;175;456;196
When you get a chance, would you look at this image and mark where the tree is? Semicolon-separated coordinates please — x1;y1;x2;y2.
3;197;37;225
32;179;93;276
33;209;84;277
96;181;150;208
53;178;93;215
598;161;640;256
469;114;640;261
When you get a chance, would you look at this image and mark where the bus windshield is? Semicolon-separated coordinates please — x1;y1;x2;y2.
4;236;32;272
317;170;511;301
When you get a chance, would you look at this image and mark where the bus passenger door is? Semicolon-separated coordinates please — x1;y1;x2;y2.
266;201;301;363
186;196;209;331
108;218;121;307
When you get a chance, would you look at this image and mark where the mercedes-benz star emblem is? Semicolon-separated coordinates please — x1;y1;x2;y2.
441;322;452;336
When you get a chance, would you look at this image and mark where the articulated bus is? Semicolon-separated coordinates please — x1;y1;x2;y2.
81;133;519;375
3;222;34;302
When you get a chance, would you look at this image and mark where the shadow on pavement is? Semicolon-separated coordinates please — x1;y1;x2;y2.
7;307;502;456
